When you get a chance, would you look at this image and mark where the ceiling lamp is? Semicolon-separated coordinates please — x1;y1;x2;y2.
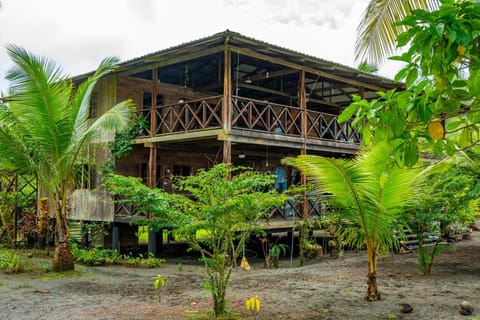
238;152;246;159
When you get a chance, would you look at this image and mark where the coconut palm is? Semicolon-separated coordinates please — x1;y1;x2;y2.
284;143;420;301
0;45;134;271
356;0;440;67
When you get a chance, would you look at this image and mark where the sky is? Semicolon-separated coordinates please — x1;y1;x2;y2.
0;0;404;93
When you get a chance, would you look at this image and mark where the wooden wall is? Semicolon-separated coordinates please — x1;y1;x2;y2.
117;76;211;110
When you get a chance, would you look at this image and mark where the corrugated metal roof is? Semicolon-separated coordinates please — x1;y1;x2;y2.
74;30;400;88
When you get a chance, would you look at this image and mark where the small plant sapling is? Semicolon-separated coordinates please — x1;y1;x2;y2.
153;274;167;302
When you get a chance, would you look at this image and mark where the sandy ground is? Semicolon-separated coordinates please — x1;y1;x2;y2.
0;232;479;320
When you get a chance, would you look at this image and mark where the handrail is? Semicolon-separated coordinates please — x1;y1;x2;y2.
136;94;360;143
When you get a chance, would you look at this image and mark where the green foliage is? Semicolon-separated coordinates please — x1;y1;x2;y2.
0;180;37;245
403;154;480;274
343;1;480;166
153;274;167;302
0;46;134;271
284;142;422;301
104;164;284;317
0;250;24;273
71;243;121;266
101;116;148;175
124;253;165;268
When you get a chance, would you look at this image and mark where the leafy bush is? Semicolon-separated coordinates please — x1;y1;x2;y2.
124;253;165;268
71;243;121;266
0;250;24;273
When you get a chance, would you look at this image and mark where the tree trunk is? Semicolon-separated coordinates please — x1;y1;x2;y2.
52;222;74;272
52;242;75;272
365;248;381;301
365;271;381;301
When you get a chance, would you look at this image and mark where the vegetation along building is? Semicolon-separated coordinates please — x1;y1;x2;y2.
68;30;402;254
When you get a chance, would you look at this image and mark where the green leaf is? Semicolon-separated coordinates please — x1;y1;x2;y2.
433;140;443;156
396;91;412;110
404;141;419;167
457;128;471;148
406;68;419;88
394;66;410;83
445;139;456;156
338;104;359;123
467;68;480;97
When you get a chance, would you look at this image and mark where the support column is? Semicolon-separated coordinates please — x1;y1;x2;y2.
223;140;232;164
148;230;158;256
147;68;159;256
222;40;232;164
112;223;120;251
150;68;158;137
299;70;308;219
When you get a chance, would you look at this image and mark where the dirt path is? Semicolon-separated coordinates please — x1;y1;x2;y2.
1;232;479;319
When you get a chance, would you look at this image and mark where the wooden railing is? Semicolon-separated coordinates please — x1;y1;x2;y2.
138;96;223;137
231;97;302;135
137;95;360;143
232;96;360;143
268;196;324;219
113;195;144;217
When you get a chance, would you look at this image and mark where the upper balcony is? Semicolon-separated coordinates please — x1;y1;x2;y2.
136;95;360;151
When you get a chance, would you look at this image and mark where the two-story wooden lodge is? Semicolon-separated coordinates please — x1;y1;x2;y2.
69;30;402;253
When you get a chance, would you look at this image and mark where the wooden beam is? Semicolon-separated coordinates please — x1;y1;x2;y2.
218;129;359;154
230;46;387;92
136;128;222;145
117;46;224;77
246;68;298;82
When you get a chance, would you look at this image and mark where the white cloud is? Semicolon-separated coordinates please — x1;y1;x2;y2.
0;0;401;93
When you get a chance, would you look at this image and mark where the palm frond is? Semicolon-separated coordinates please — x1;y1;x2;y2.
355;0;440;66
71;56;120;141
88;99;135;135
5;44;72;162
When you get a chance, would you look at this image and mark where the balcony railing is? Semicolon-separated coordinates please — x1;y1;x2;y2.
137;95;360;143
138;95;223;137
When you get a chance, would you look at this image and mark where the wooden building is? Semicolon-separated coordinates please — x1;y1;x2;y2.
69;30;402;253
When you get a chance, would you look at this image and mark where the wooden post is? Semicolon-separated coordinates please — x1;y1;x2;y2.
150;69;158;137
223;140;232;164
299;70;308;219
222;38;232;164
148;69;159;255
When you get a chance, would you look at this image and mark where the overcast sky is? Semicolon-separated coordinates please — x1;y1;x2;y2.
0;0;404;93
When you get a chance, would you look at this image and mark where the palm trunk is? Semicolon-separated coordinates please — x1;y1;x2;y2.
365;246;381;301
51;190;75;272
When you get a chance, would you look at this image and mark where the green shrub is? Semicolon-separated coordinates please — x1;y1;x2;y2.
0;250;24;273
124;252;165;268
71;243;121;266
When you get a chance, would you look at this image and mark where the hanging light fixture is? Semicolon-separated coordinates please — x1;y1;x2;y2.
238;152;246;159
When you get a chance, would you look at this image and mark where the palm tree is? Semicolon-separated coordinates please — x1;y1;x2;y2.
0;45;134;271
284;143;420;301
356;0;440;67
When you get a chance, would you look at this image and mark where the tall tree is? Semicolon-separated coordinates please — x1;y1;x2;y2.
345;0;480;166
284;143;420;301
356;0;439;67
0;45;134;271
